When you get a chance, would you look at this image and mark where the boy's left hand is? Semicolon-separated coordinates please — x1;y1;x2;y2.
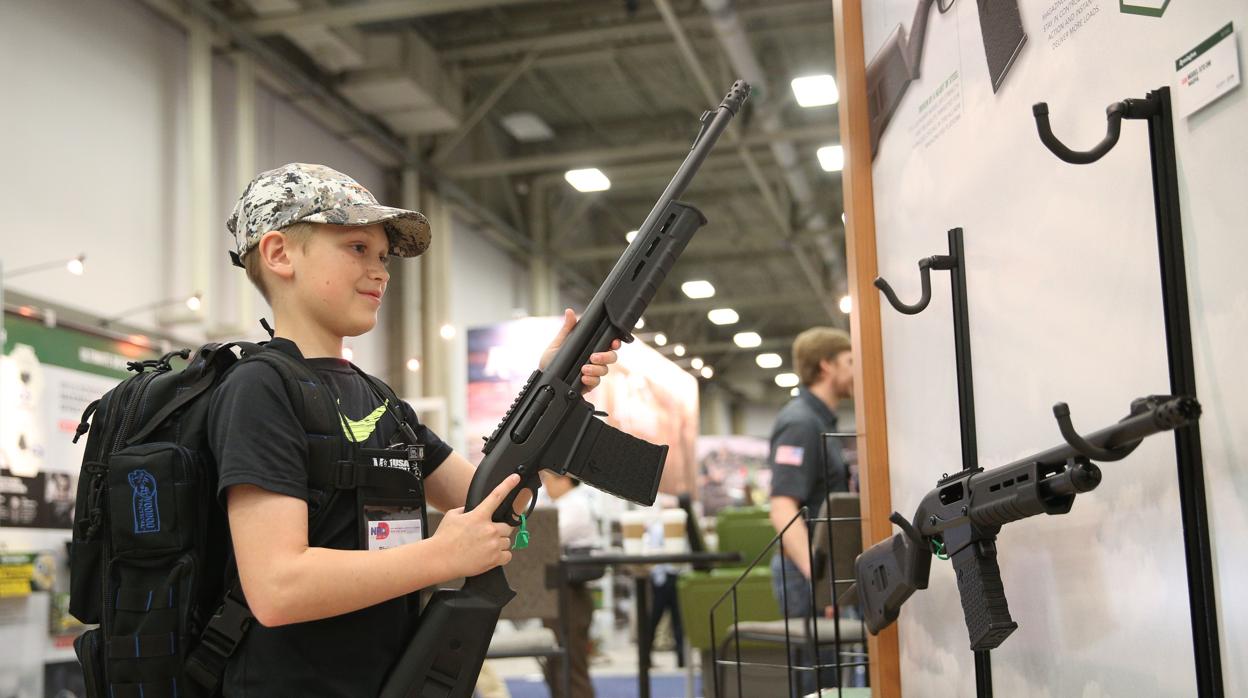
540;308;621;393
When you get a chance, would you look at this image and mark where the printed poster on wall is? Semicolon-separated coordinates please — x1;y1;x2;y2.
466;317;699;495
1;311;153;529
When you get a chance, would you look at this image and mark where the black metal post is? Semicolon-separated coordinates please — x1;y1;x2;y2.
1146;87;1222;698
635;576;651;698
948;228;978;474
875;228;992;696
945;228;992;698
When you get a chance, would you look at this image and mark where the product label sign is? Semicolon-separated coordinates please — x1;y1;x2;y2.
1175;22;1241;118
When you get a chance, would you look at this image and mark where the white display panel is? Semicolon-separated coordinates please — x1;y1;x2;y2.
860;0;1246;695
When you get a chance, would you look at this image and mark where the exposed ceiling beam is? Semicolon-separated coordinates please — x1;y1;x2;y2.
245;0;540;35
444;123;837;178
652;0;839;322
440;0;829;62
432;49;539;163
179;0;555;277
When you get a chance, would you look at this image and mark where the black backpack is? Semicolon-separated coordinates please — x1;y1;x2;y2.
67;339;411;698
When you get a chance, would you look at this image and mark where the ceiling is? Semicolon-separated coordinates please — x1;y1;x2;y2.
202;0;846;402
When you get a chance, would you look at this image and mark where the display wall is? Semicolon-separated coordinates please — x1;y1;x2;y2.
859;0;1246;695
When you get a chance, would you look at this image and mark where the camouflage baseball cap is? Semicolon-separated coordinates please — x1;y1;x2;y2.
226;163;430;264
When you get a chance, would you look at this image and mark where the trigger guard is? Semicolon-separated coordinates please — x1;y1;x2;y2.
502;482;540;527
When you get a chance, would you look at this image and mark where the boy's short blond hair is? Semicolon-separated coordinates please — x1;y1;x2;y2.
242;223;318;302
792;327;852;387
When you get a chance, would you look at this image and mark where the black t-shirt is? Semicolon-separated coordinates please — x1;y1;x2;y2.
768;387;848;517
207;339;452;697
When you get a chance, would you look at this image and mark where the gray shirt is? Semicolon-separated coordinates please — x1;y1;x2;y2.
768;387;848;517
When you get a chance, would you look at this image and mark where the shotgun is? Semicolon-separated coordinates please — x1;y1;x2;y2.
380;79;751;698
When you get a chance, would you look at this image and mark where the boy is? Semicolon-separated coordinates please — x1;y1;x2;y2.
210;163;618;695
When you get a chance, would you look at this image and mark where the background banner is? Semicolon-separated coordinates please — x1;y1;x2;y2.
466;317;699;497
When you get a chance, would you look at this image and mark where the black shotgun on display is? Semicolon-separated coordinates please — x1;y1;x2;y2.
855;394;1201;651
379;79;751;698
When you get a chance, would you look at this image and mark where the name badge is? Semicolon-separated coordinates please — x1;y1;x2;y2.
365;505;424;551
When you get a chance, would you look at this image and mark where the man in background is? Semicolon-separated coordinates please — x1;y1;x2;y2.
767;328;854;694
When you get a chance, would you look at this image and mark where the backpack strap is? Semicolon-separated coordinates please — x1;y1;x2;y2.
183;585;251;694
250;343;420;491
123;343;241;447
185;341;344;695
238;346;345;483
351;366;421;447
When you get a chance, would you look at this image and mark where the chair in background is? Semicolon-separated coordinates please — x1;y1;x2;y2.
676;505;782;697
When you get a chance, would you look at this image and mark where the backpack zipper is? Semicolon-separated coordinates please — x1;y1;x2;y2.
110;370;161;455
98;368;162;639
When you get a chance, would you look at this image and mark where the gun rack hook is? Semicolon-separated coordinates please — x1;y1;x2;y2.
1033;97;1159;165
875;255;947;315
1052;402;1141;462
1032;101;1127;164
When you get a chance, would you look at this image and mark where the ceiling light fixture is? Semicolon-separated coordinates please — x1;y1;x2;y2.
791;74;839;107
756;353;782;369
818;145;845;172
500;111;555;142
564;168;611;192
681;280;715;299
733;332;762;348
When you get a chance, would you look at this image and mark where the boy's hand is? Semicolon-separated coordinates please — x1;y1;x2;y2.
434;474;520;578
540;308;622;393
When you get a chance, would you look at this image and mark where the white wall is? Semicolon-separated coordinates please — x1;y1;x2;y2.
0;6;402;683
1;0;390;370
860;0;1247;695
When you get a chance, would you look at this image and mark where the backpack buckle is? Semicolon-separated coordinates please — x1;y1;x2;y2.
199;593;253;659
334;461;362;489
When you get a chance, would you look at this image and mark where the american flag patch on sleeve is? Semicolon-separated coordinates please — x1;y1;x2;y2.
775;444;805;466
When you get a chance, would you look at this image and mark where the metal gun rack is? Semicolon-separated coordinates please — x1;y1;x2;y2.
707;432;869;698
875;226;997;696
1032;86;1221;697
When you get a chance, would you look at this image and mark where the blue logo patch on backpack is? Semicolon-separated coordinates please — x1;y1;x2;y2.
128;469;160;534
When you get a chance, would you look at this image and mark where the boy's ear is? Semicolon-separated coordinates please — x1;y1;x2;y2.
257;230;296;280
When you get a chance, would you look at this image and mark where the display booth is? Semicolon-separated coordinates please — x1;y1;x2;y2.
833;1;1244;695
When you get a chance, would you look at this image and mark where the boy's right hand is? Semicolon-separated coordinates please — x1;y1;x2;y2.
433;474;520;578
